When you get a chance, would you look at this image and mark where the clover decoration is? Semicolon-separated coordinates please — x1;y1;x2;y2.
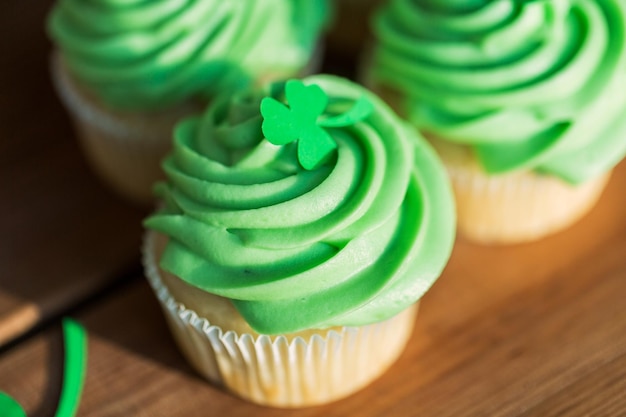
260;80;374;170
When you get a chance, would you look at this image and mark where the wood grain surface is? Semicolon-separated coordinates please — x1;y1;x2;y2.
0;162;625;416
0;1;145;346
2;1;626;416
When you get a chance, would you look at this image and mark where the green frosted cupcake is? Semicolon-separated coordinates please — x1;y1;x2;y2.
366;0;626;243
142;75;455;407
47;0;330;204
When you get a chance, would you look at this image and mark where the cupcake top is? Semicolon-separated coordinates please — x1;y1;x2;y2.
47;0;330;110
370;0;626;184
144;75;455;334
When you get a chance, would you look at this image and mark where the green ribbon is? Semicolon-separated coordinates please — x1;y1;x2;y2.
0;392;26;417
0;318;87;417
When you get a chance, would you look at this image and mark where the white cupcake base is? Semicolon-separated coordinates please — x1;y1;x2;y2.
50;52;200;205
142;231;418;407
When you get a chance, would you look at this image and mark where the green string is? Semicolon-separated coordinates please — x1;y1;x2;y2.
0;318;87;417
55;319;87;417
0;392;26;417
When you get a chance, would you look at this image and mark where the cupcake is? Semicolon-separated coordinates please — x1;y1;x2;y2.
365;0;626;244
142;75;455;407
47;0;330;204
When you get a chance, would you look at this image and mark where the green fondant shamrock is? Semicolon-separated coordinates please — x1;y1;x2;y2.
260;80;373;170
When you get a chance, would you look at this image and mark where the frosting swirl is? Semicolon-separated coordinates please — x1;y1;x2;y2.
371;0;626;184
144;75;455;334
48;0;330;110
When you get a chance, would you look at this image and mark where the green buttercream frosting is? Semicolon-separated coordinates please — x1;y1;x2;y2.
144;75;455;334
47;0;330;110
371;0;626;184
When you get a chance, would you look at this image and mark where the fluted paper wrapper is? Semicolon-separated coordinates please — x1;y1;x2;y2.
447;164;610;244
142;231;417;407
50;52;200;204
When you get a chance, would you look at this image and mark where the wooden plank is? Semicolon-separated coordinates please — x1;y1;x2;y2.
519;352;626;417
0;127;145;345
0;163;624;416
380;241;626;417
0;0;146;345
2;2;626;415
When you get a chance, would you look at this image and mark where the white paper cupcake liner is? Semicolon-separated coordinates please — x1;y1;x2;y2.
446;165;611;244
142;231;417;407
50;52;199;204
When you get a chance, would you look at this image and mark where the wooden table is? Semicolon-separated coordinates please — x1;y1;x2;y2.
1;2;625;416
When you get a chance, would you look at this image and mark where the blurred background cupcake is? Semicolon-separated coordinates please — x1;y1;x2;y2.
365;0;626;244
142;75;455;407
47;0;330;204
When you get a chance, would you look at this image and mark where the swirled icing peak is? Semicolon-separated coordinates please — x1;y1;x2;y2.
47;0;330;110
370;0;626;184
144;75;455;334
